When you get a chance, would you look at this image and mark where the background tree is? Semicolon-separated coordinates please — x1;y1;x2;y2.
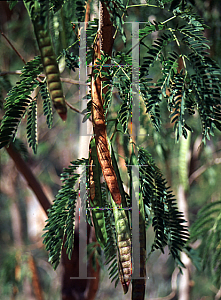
0;0;221;300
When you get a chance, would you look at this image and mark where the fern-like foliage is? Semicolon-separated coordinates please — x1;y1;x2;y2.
111;53;133;133
190;201;221;287
43;158;87;269
139;32;174;131
105;0;127;44
138;6;221;142
11;138;29;161
103;79;113;119
117;89;131;134
27;98;38;154
138;148;189;263
63;49;79;72
0;71;11;110
7;0;18;10
50;0;65;13
76;0;86;22
39;82;53;129
168;71;190;140
103;204;119;287
86;18;99;65
0;56;43;149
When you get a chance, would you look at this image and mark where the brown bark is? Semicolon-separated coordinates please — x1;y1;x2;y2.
177;186;191;300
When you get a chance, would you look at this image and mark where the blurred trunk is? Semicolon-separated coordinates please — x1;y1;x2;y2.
28;255;44;300
177;136;191;300
177;186;191;300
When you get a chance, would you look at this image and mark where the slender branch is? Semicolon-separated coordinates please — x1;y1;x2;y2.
0;71;89;86
5;143;51;215
1;29;26;64
61;78;89;85
189;157;221;185
126;4;158;8
1;30;44;84
125;14;176;56
0;70;23;76
65;100;84;115
111;58;131;80
161;15;176;24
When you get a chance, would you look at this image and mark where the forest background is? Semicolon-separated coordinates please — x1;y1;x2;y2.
0;0;221;300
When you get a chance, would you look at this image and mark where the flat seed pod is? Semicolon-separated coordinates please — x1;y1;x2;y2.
33;18;67;121
51;89;63;99
48;81;61;91
41;45;54;57
43;56;54;66
111;199;132;294
45;64;59;75
47;73;60;83
89;137;107;248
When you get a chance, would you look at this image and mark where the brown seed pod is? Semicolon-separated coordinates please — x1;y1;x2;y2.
34;21;67;121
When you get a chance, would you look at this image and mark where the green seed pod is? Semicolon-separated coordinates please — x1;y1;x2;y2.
89;137;107;248
111;199;132;294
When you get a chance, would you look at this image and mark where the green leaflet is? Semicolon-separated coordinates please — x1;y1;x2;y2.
89;137;107;248
0;56;42;150
27;98;38;154
43;158;87;269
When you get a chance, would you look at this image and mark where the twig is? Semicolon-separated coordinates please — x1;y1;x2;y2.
1;31;41;83
65;100;82;114
0;70;89;116
65;100;92;122
0;71;89;86
1;29;26;64
0;70;23;76
189;157;221;185
61;77;89;85
126;3;158;8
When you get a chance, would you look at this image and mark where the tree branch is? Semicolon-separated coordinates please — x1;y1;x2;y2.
5;143;51;215
189;157;221;185
1;29;26;64
0;71;89;86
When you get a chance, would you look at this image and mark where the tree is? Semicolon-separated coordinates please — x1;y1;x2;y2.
0;0;221;299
